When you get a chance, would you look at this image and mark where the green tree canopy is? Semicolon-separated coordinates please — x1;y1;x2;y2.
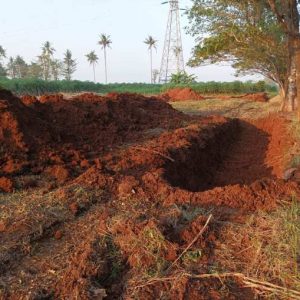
188;0;287;95
86;51;99;83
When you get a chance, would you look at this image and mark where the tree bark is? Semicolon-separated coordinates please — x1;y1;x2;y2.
104;47;108;84
284;38;297;112
150;48;153;84
93;63;96;83
293;37;300;119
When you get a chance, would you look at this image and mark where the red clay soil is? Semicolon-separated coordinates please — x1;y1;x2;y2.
0;89;299;299
239;92;269;102
213;92;270;102
0;90;188;186
162;87;205;102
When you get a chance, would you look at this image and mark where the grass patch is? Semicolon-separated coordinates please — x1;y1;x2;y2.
170;97;281;118
108;218;171;280
216;198;300;294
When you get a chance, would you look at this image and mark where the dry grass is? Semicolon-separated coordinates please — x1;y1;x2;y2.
215;199;300;297
170;96;281;119
288;117;300;169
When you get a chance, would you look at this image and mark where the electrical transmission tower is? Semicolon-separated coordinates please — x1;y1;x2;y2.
159;0;185;83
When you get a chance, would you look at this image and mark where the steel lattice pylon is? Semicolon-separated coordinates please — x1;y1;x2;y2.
159;0;185;83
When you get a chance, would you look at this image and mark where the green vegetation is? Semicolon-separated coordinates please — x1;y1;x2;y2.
164;80;277;94
63;49;77;81
188;0;300;112
86;51;99;83
188;1;286;95
0;77;277;96
169;71;197;84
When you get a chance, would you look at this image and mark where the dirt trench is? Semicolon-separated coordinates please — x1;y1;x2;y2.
164;119;282;193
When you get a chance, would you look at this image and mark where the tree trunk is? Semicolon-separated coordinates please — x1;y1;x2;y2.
279;84;286;102
283;38;297;112
104;48;108;84
93;63;96;83
295;37;300;119
150;48;153;84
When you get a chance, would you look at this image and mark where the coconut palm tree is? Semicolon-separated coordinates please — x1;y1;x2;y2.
39;41;55;80
98;34;112;84
144;36;157;83
42;41;55;56
86;51;99;82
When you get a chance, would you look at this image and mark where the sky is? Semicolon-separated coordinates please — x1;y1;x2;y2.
0;0;260;83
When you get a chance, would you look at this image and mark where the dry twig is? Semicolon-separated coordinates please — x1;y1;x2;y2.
167;214;213;272
131;272;300;299
132;146;175;162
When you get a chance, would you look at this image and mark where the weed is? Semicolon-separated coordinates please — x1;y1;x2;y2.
182;249;202;266
99;235;124;283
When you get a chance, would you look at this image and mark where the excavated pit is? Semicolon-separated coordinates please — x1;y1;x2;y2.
164;119;276;192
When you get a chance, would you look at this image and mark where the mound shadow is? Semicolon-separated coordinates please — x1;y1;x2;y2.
163;120;275;192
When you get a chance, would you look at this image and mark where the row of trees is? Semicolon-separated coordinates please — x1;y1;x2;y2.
0;42;77;81
0;33;160;84
188;0;300;112
0;34;113;83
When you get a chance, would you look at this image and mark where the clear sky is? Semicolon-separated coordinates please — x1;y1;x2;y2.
0;0;259;83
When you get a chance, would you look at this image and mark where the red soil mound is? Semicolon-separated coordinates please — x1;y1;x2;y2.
163;87;205;102
238;92;269;102
0;90;188;183
206;92;269;102
20;95;38;106
39;93;64;103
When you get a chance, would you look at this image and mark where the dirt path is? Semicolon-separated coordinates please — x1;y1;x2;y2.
212;121;275;187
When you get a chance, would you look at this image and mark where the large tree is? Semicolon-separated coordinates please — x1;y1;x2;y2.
188;0;296;110
98;34;112;84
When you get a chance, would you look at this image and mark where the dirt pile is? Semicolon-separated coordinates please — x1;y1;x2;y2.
238;92;269;102
0;90;188;185
162;87;205;102
0;89;52;176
